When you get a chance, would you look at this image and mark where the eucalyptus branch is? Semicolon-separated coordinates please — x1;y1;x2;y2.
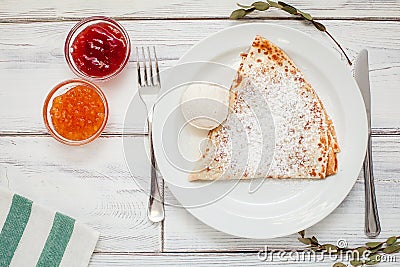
297;231;400;266
230;1;352;65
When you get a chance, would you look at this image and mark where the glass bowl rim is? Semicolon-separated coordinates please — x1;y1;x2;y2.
43;79;109;146
64;16;131;81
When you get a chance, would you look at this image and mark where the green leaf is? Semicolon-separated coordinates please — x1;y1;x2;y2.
350;260;363;266
368;254;380;261
277;1;291;7
230;9;247;19
298;230;305;238
386;236;397;245
267;0;282;8
312;21;326;31
311;236;319;245
356;246;368;254
383;244;400;254
298;237;312;245
365;254;381;265
237;3;253;8
353;246;368;259
366;242;383;249
281;5;297;15
371;244;383;253
299;11;313;21
278;1;298;14
332;263;346;267
252;1;270;11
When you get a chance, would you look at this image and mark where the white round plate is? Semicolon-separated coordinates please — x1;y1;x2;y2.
152;23;367;238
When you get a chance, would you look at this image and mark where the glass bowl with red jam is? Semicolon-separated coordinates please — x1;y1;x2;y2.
43;79;109;145
65;16;131;81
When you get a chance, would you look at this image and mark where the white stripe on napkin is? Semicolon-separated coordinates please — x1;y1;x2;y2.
0;186;99;266
59;222;100;267
9;204;55;267
0;188;13;230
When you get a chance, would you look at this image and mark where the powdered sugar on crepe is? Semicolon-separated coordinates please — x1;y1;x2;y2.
189;35;338;181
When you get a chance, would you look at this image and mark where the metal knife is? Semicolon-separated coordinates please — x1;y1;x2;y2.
354;49;381;238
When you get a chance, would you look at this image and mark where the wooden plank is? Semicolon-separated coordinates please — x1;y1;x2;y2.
0;0;399;20
0;136;161;253
89;252;400;266
0;137;399;255
0;20;399;134
163;136;400;252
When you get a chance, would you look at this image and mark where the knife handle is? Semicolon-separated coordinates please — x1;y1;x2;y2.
364;134;381;237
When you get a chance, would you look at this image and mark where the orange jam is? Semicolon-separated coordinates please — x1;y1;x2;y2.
50;85;106;141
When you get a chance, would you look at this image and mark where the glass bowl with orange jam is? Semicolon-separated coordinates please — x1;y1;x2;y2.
65;16;131;81
43;79;109;145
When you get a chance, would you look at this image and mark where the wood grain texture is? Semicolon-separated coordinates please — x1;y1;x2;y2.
1;0;400;265
0;136;161;253
164;136;400;252
89;252;399;266
0;20;399;134
1;135;398;255
0;0;399;20
0;136;399;261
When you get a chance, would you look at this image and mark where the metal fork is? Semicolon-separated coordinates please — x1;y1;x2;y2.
136;46;164;223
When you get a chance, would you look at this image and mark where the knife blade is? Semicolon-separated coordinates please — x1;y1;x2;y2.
354;49;381;238
355;50;371;129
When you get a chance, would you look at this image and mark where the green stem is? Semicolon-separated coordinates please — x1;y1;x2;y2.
233;1;353;66
324;29;352;66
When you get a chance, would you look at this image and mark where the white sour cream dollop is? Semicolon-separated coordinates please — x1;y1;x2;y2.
180;83;230;130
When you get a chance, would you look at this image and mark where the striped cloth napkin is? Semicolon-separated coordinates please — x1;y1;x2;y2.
0;188;99;267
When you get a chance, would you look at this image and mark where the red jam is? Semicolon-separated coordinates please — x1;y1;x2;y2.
50;85;106;141
71;22;128;78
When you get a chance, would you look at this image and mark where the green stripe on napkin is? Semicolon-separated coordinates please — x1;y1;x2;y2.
0;194;32;266
37;212;75;267
0;188;99;267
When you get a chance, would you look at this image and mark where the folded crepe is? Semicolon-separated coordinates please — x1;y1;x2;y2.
189;35;339;181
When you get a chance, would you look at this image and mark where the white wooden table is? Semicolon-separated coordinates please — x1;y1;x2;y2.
0;1;399;266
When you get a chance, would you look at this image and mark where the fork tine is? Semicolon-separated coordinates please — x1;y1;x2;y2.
153;46;161;86
136;47;142;87
147;47;154;86
141;47;149;86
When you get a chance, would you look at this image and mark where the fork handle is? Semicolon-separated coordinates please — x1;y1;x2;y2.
364;134;381;237
147;109;165;223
